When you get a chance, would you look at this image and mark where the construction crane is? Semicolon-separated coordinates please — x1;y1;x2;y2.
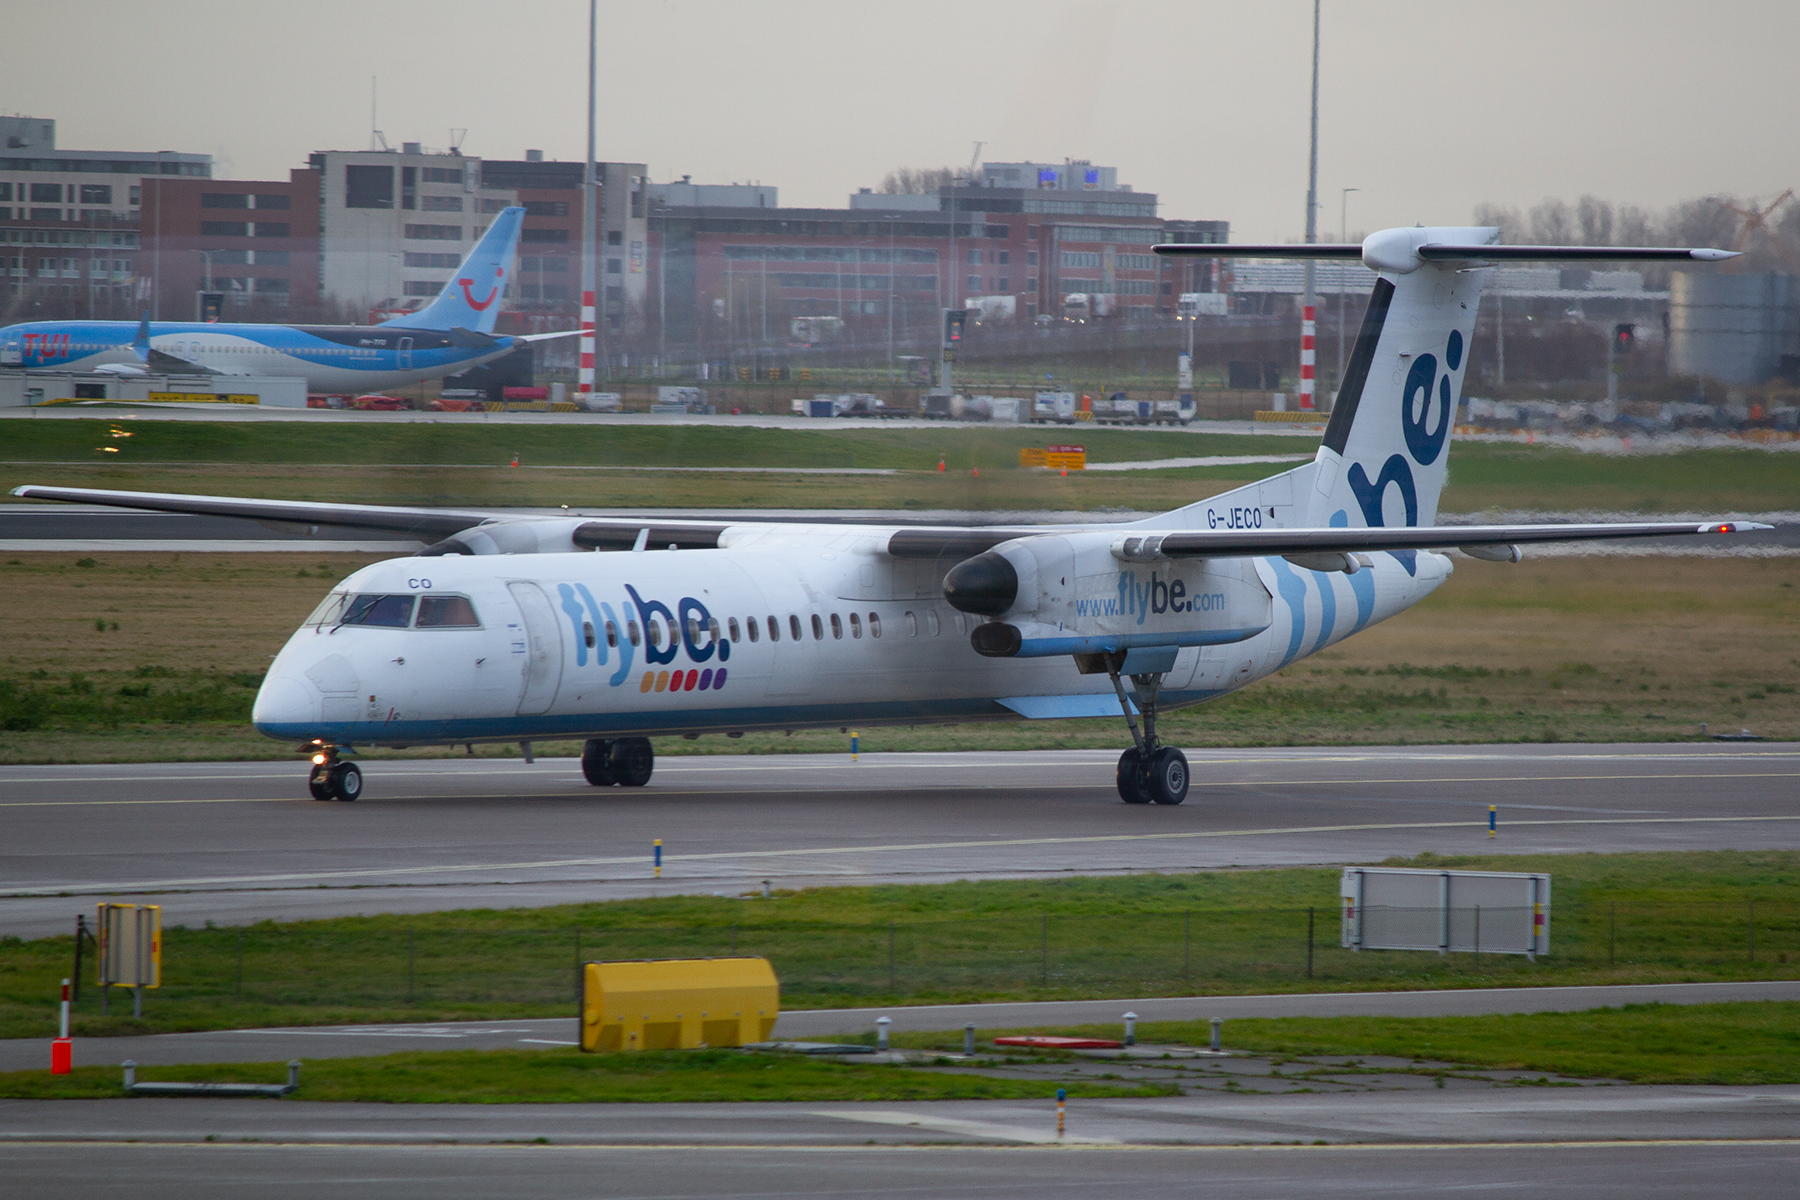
1722;190;1796;268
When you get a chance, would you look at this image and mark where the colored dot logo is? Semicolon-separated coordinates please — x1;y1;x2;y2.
641;668;726;693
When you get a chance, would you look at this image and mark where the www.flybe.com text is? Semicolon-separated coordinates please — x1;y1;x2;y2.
1075;571;1227;623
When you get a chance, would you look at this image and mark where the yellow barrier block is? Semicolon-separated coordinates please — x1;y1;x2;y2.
581;957;779;1052
1254;410;1325;424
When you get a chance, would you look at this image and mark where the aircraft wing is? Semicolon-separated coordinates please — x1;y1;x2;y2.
1108;521;1772;561
514;329;583;343
7;486;494;540
145;346;220;375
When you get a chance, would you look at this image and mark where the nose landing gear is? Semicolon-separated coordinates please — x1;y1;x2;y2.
1106;664;1189;806
581;737;655;788
305;743;362;802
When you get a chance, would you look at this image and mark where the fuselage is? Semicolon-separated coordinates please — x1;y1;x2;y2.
250;527;1451;748
0;320;516;393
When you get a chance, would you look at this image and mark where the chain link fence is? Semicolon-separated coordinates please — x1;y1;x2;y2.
64;899;1800;1017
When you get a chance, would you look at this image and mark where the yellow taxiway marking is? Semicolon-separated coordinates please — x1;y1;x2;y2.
9;811;1800;897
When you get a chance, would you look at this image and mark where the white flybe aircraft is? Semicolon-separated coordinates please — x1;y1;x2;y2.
13;226;1765;806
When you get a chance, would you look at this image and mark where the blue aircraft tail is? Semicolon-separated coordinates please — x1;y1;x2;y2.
380;207;525;333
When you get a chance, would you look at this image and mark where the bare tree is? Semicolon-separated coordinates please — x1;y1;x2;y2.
1663;196;1740;253
1528;198;1574;244
1472;202;1525;243
1613;204;1659;247
880;166;976;194
1576;195;1615;246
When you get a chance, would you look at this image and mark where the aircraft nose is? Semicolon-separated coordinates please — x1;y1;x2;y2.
252;672;318;731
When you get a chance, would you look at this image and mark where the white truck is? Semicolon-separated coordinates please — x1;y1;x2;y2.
1030;391;1078;423
1060;293;1116;322
1177;292;1229;319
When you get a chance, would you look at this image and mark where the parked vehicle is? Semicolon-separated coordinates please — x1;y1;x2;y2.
1030;391;1077;423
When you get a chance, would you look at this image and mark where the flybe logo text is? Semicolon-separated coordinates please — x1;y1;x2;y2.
554;581;730;692
1075;571;1226;624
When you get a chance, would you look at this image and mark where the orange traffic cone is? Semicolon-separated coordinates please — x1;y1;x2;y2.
971;467;980;477
510;453;520;467
937;458;946;472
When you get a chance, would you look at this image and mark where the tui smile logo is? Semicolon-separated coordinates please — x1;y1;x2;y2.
458;265;504;311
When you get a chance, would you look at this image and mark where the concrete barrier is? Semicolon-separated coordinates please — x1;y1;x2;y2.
581;957;779;1052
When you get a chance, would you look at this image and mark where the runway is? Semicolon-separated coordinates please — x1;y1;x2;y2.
2;744;1796;938
2;1096;1799;1198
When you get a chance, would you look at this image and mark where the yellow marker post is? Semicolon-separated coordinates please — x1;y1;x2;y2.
1489;805;1498;838
654;838;663;878
851;731;859;761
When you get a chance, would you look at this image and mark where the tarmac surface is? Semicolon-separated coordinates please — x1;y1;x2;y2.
2;1094;1798;1198
4;744;1798;939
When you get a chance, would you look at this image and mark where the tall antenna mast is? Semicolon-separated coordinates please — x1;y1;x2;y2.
577;0;597;402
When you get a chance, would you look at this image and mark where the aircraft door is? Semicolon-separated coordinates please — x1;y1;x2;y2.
507;581;564;715
397;337;414;370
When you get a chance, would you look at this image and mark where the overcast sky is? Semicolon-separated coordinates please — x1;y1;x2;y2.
11;1;1796;241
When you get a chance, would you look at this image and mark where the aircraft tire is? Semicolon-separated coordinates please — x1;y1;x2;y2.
1116;748;1151;804
307;766;335;801
332;761;363;802
613;738;654;787
1145;748;1188;806
581;739;618;786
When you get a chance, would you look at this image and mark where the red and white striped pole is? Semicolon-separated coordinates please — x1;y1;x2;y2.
51;977;72;1074
578;290;596;401
1298;303;1316;410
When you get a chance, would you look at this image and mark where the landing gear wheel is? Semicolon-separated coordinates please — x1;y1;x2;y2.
308;765;335;801
1144;747;1188;806
331;761;362;802
613;737;655;787
581;739;618;786
1116;747;1151;804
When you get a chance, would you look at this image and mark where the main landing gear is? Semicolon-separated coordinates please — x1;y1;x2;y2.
305;743;362;802
581;737;655;788
1106;665;1189;806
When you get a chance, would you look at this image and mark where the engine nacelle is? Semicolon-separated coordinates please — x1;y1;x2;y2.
945;531;1273;659
418;518;595;556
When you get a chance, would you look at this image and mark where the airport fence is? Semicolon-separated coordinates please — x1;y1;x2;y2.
70;899;1800;1018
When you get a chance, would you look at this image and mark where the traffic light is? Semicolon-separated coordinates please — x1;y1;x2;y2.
1614;323;1636;354
944;309;967;345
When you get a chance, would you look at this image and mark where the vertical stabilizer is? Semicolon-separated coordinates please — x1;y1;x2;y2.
1304;226;1494;532
381;207;525;333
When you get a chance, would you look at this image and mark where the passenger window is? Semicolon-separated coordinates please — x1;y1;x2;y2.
340;593;415;627
848;613;861;638
926;610;940;637
764;616;777;643
728;617;741;642
605;621;618;648
648;618;663;648
789;615;803;641
811;614;825;640
416;595;479;627
955;613;967;635
582;620;595;649
628;620;641;647
305;591;349;627
686;616;701;645
904;610;917;637
830;613;843;639
868;612;881;638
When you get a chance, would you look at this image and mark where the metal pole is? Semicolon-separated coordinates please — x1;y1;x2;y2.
887;216;896;384
1337;187;1357;393
577;0;597;402
1299;0;1320;410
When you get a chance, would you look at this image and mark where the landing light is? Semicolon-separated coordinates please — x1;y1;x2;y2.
312;753;327;765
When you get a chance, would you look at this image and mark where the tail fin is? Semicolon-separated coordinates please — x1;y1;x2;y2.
1150;228;1735;540
1304;225;1495;531
381;207;525;332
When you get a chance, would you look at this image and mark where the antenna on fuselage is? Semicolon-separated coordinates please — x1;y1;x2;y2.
631;528;649;553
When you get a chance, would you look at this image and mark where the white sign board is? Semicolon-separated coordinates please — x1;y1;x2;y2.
1341;868;1549;959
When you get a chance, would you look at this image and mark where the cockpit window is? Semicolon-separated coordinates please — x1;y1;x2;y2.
339;593;415;627
416;595;480;627
304;591;349;627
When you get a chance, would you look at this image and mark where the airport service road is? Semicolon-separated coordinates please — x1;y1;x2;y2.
2;744;1798;938
2;1100;1800;1200
7;981;1800;1073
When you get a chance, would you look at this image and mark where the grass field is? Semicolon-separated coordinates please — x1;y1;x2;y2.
920;1001;1800;1087
0;550;1792;764
0;1048;1167;1103
3;418;1795;512
5;851;1799;1041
